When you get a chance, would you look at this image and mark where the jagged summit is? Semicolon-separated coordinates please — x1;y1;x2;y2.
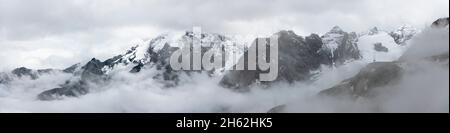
220;31;331;89
432;17;449;28
389;25;418;45
0;22;428;100
321;26;360;65
368;27;380;35
0;72;11;84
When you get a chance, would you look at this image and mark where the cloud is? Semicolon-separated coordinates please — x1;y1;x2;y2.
400;28;449;61
285;28;449;113
0;0;448;70
0;28;448;113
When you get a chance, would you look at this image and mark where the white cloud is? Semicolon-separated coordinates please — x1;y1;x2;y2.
0;27;448;113
0;0;448;70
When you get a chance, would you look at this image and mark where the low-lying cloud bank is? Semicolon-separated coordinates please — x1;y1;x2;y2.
283;28;449;113
0;28;448;113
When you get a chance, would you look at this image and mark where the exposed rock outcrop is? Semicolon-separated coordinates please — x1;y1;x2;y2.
389;26;418;45
37;58;109;100
36;31;235;100
37;81;88;101
373;43;389;52
220;31;332;90
0;72;11;84
431;17;449;28
220;27;362;90
319;62;403;99
320;26;361;65
10;67;58;80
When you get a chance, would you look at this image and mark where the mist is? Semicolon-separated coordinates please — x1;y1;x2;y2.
283;28;449;113
0;27;448;113
1;0;449;71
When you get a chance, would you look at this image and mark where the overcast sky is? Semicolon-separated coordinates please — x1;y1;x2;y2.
0;0;448;70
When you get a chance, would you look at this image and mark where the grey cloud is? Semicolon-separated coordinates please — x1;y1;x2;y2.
2;0;447;40
0;0;448;70
0;0;448;112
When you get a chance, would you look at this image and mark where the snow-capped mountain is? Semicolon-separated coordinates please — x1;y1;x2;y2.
221;30;333;89
35;31;248;100
318;28;449;102
0;67;61;83
389;25;418;45
0;72;10;84
0;24;423;100
267;19;448;113
220;26;417;90
320;26;360;65
357;27;414;63
432;17;450;28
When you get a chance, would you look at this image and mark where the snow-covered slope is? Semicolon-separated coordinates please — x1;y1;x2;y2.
321;26;360;65
357;27;413;63
2;16;449;113
1;25;420;101
389;25;418;45
100;31;248;76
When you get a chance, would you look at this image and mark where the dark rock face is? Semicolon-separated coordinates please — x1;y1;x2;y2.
373;43;389;52
80;58;106;81
275;31;332;82
432;17;449;28
389;26;417;45
4;63;93;101
144;32;229;87
7;61;98;100
36;32;232;100
37;58;109;100
37;81;88;101
0;72;10;84
11;67;56;80
320;26;361;65
12;67;37;79
37;58;113;100
130;63;144;73
270;49;447;112
319;62;403;99
147;44;180;87
37;69;54;74
63;63;81;73
320;20;448;100
220;28;362;90
220;31;333;90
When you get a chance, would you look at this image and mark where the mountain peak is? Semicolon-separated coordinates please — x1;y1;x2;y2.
89;58;100;62
329;26;344;33
368;27;380;35
389;25;418;45
12;67;33;78
432;17;449;28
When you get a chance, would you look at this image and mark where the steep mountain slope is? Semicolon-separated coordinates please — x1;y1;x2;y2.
36;31;245;100
220;31;334;90
432;17;449;28
268;20;448;113
389;26;418;45
320;26;360;65
220;26;415;90
0;24;420;101
357;27;412;63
